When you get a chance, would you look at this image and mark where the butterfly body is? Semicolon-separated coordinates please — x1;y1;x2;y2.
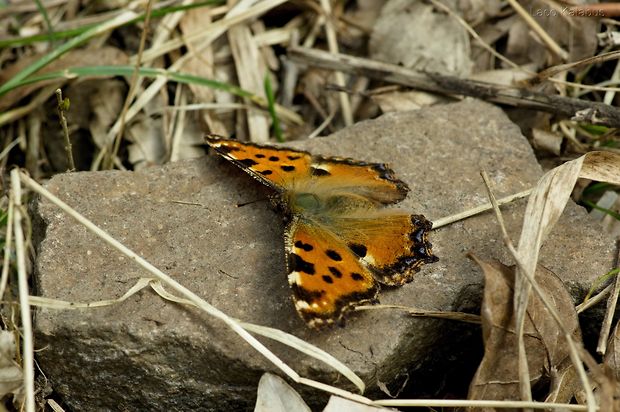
206;135;437;328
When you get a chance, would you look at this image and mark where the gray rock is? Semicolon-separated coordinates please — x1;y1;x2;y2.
33;100;615;410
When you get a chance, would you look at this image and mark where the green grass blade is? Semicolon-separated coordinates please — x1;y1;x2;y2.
264;74;283;142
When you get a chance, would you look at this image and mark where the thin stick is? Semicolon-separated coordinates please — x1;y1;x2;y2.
10;170;35;412
319;0;352;126
55;89;75;172
0;195;14;302
106;0;154;170
576;283;613;313
596;240;620;355
480;171;595;412
431;188;533;229
288;47;620;127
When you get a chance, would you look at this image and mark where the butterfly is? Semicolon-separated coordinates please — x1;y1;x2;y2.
205;135;438;328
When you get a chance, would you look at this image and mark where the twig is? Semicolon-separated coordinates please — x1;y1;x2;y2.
596;240;620;355
105;0;154;170
9;170;35;412
319;0;352;126
432;188;533;229
55;89;75;172
288;47;620;127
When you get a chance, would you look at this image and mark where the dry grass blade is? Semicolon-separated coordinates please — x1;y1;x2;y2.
432;188;532;229
149;280;366;392
374;398;589;410
9;170;34;412
354;304;480;324
28;278;152;309
106;0;290;146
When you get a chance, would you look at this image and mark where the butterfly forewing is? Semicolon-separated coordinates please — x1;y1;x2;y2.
206;135;312;191
206;136;408;204
285;217;379;328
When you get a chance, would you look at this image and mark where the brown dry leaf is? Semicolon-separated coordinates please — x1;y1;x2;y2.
369;0;472;77
505;0;598;67
515;151;620;300
0;46;128;112
126;97;166;169
468;257;582;404
530;128;563;156
600;323;620;410
254;373;310;412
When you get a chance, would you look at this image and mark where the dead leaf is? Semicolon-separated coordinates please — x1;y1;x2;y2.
468;257;582;404
254;373;310;412
369;0;472;77
506;0;598;67
371;90;449;113
0;331;23;399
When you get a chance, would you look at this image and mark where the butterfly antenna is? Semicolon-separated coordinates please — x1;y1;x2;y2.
236;198;268;208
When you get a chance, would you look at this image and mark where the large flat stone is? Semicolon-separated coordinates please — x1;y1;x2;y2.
33;100;615;410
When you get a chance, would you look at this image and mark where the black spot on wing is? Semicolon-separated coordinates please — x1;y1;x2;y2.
269;156;279;161
294;240;314;251
322;275;334;284
281;165;295;172
325;250;342;261
288;155;302;160
349;243;367;258
259;170;273;176
238;158;258;167
328;267;342;278
289;253;315;275
216;145;241;154
351;273;364;281
255;153;266;158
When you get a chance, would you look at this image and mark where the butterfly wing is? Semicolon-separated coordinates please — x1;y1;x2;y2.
285;216;379;328
205;135;408;204
206;135;313;192
328;212;437;286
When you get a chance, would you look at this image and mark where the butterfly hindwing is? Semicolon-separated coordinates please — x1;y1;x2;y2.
329;212;437;286
285;217;379;328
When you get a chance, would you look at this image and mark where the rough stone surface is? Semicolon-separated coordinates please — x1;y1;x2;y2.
33;100;616;410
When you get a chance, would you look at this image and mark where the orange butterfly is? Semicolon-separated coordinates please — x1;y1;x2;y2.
206;135;438;328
